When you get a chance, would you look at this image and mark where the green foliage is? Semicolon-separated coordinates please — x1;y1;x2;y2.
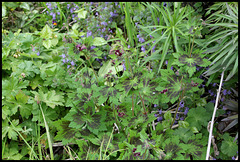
203;2;238;81
2;2;237;160
220;133;238;157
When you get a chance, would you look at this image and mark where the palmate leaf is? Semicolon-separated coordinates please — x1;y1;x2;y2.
11;60;40;78
64;108;87;129
172;50;211;77
53;118;80;145
139;72;159;100
220;133;238;157
2;76;29;98
31;89;64;109
93;85;120;105
173;128;194;143
76;139;89;160
162;137;183;160
179;139;205;160
87;109;107;135
2;119;23;141
157;69;203;104
185;106;210;131
116;68;147;95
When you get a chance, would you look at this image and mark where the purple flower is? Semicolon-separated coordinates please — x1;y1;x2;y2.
102;28;106;32
52;13;56;19
154;114;158;117
100;21;107;26
163;2;167;7
210;99;216;103
91;46;96;50
171;66;173;70
61;54;66;58
157;116;163;121
122;63;126;71
196;66;200;71
95;12;98;16
32;47;35;52
132;148;137;153
212;83;217;87
37;51;40;56
232;156;235;160
141;46;145;52
152;45;156;51
110;11;113;16
179;101;184;108
133;152;140;157
222;106;227;110
139;37;145;43
87;31;92;37
71;61;75;66
184;107;189;115
174;120;178;125
165;60;168;65
154;104;157;107
176;113;179;120
57;12;60;15
223;89;227;95
67;4;70;9
227;90;231;95
62;59;66;63
159;109;162;114
180;117;184;121
221;97;225;102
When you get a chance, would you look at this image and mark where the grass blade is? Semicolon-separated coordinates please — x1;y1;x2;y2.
39;104;54;160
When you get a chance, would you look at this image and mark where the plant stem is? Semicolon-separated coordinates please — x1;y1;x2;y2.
189;35;195;57
39;103;54;160
112;104;120;129
132;94;134;116
170;75;185;129
139;92;147;115
84;53;99;84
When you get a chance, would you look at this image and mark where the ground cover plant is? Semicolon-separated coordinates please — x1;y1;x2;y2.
2;2;238;160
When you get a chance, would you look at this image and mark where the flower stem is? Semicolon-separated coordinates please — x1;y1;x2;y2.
189;35;195;57
170;76;185;129
139;92;147;115
132;94;134;116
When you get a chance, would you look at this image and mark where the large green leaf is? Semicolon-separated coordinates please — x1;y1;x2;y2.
40;24;52;39
2;76;29;98
92;37;107;46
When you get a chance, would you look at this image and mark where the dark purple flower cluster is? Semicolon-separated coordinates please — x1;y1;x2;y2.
132;148;140;157
160;88;168;94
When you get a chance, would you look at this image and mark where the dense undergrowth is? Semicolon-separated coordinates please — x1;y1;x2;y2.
2;2;238;160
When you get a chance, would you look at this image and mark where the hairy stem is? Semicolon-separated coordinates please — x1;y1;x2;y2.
170;75;185;129
189;35;195;57
132;94;134;116
139;92;147;115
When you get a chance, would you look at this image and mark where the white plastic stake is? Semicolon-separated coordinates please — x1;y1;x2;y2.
206;69;224;160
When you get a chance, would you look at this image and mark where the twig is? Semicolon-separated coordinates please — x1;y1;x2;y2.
206;68;224;160
152;120;156;131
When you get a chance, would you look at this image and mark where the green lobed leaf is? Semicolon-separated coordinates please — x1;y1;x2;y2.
220;133;238;157
92;37;107;46
40;24;52;39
